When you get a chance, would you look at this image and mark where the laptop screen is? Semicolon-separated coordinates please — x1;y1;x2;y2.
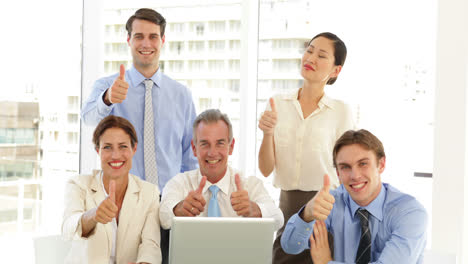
169;217;275;264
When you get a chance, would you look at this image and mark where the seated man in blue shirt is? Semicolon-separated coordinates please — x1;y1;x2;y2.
281;129;427;264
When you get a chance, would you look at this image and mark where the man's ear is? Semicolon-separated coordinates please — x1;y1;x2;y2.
335;168;343;184
228;138;235;155
191;140;197;157
95;147;99;154
378;156;386;174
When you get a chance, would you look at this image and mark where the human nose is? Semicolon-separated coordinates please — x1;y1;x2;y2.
350;167;360;180
304;53;316;64
142;37;151;47
111;148;121;159
207;145;216;156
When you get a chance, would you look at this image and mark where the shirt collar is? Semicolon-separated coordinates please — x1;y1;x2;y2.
198;166;232;196
347;183;386;221
285;89;335;109
128;66;162;89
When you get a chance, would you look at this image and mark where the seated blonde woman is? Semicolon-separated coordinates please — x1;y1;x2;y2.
62;115;161;264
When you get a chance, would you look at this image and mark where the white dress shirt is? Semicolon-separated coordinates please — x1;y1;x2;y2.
159;166;284;230
267;90;355;191
100;173;117;264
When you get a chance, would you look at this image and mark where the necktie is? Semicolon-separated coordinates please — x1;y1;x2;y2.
143;79;158;191
208;185;221;217
356;209;371;264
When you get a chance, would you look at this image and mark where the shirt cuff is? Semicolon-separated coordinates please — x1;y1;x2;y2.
97;90;113;115
159;199;180;229
290;208;315;237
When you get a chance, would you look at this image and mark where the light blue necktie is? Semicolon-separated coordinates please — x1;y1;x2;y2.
208;185;221;217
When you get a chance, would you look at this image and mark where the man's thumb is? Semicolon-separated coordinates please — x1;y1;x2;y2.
235;173;243;191
197;176;207;194
119;64;125;81
322;174;331;193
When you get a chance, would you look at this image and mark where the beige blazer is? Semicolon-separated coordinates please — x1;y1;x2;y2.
62;171;161;264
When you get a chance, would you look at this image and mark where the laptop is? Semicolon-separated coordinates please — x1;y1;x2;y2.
168;217;275;264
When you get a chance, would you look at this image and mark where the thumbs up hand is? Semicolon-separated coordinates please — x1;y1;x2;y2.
174;176;207;217
258;98;278;136
303;174;335;222
94;180;119;224
105;64;129;105
231;174;261;217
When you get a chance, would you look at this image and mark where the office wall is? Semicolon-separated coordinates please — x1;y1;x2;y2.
433;0;468;262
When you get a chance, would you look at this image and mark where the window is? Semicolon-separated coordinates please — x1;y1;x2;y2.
229;40;240;51
169;41;184;55
189;60;205;72
168;60;184;73
170;22;185;34
208;60;225;72
189;41;205;52
229;20;241;32
209;40;225;52
209;21;225;33
229;60;240;72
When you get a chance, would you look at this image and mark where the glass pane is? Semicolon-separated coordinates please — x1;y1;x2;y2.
0;0;82;262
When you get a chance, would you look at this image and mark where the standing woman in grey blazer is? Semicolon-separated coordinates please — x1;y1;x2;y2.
62;115;161;264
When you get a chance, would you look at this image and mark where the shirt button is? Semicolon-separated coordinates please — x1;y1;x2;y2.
306;228;310;231
297;242;301;245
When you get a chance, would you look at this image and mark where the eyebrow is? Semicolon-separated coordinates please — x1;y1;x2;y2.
309;45;330;54
337;157;370;166
133;32;160;37
102;142;128;146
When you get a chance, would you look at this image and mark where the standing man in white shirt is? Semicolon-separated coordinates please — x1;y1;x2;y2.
160;109;284;231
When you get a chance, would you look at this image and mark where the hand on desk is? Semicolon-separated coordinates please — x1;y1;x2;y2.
174;176;207;217
231;174;261;217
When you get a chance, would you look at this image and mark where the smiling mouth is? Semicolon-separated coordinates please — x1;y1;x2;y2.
350;182;366;191
109;161;124;169
304;64;314;71
139;51;154;55
206;159;220;164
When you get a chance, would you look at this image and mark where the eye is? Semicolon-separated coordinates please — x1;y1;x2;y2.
339;165;350;170
119;145;128;149
359;162;368;167
103;146;111;150
318;52;328;58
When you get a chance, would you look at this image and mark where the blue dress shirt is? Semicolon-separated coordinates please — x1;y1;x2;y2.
281;183;427;263
81;66;198;192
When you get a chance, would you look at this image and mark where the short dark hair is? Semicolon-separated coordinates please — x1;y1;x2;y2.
126;8;166;37
93;115;138;149
309;32;347;85
193;109;233;143
333;129;385;167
